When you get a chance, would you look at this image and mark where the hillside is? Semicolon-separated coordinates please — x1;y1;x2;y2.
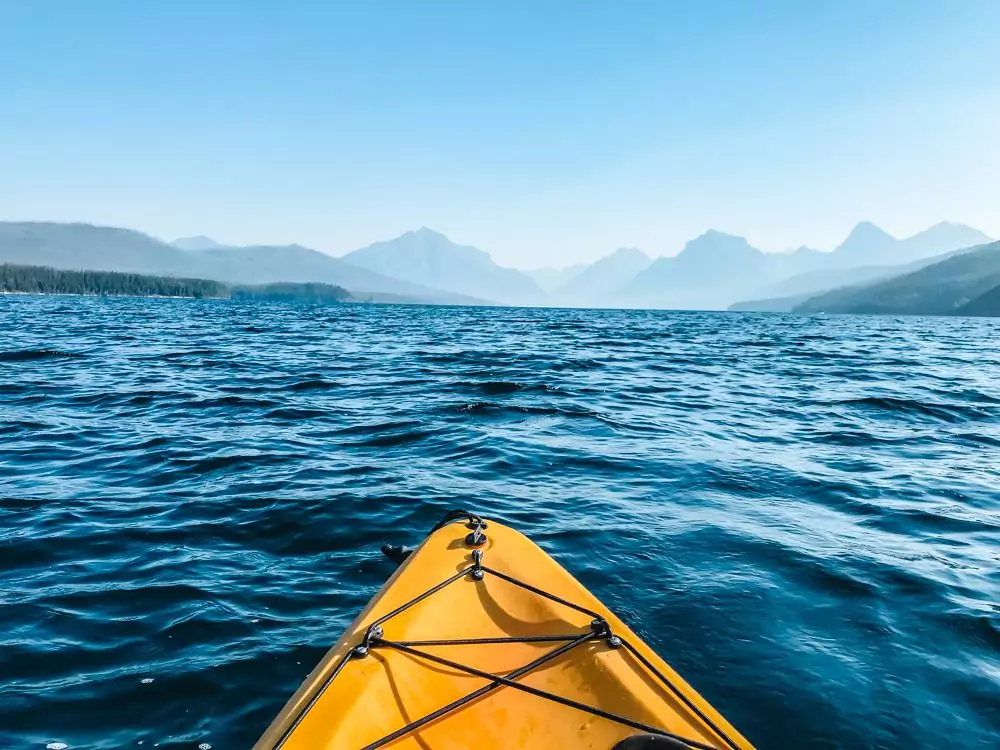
342;228;543;305
728;225;994;311
953;283;1000;317
732;247;982;312
0;222;203;276
794;241;1000;315
0;263;354;303
605;222;990;310
0;263;227;298
758;263;907;301
194;244;487;304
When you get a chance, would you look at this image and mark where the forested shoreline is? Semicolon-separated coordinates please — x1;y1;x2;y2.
0;264;352;303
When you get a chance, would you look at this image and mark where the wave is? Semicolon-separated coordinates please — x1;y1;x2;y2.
833;395;994;423
444;401;599;419
342;427;439;448
0;348;85;361
286;378;339;392
169;452;301;474
263;407;333;421
188;395;279;409
452;380;568;396
2;296;998;749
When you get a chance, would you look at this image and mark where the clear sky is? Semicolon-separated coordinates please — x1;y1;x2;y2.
1;1;998;267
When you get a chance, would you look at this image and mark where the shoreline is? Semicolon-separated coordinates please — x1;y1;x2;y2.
0;290;222;300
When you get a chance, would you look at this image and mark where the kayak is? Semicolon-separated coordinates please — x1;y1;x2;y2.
255;511;753;750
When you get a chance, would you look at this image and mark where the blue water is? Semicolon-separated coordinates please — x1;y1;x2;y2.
1;296;998;749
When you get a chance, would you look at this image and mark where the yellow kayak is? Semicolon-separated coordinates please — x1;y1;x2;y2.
255;512;753;750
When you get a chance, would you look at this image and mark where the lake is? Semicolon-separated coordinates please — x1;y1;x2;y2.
1;296;998;749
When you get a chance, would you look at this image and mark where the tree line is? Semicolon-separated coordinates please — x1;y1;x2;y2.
0;264;352;303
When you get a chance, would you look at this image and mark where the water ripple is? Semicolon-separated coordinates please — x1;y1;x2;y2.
0;297;998;749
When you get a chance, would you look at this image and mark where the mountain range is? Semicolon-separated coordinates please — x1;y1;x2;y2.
612;222;992;310
0;223;485;306
0;219;994;313
792;241;1000;316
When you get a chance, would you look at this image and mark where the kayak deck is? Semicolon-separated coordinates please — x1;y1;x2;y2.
255;515;753;750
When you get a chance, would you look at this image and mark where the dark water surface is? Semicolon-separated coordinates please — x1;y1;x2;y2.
1;296;998;749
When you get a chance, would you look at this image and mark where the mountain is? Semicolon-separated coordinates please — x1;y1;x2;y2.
821;221;991;269
0;222;485;305
756;264;904;301
729;222;994;309
7;219;993;312
171;235;223;251
342;228;544;305
0;222;202;276
193;245;489;305
824;221;898;267
523;264;587;293
741;248;981;310
606;222;991;311
794;241;1000;315
552;247;651;306
616;231;781;309
895;222;992;264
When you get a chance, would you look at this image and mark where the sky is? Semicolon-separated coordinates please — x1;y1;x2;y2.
1;1;998;268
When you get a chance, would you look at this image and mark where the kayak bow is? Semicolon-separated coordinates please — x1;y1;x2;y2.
255;512;753;750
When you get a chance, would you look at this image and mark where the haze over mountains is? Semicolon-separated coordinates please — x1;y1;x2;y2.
0;218;993;313
554;248;652;306
616;222;992;310
342;227;543;305
523;264;587;293
793;241;1000;316
0;223;485;306
171;235;223;251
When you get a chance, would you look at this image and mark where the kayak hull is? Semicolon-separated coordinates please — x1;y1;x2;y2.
255;517;752;750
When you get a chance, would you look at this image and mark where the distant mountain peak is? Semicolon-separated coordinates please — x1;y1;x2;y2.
832;222;897;259
679;230;758;260
846;221;894;241
687;229;757;247
411;226;447;239
171;235;223;251
914;220;991;239
342;229;542;304
609;246;649;260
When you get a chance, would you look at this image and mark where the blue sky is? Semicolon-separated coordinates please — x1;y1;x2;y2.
1;1;998;267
